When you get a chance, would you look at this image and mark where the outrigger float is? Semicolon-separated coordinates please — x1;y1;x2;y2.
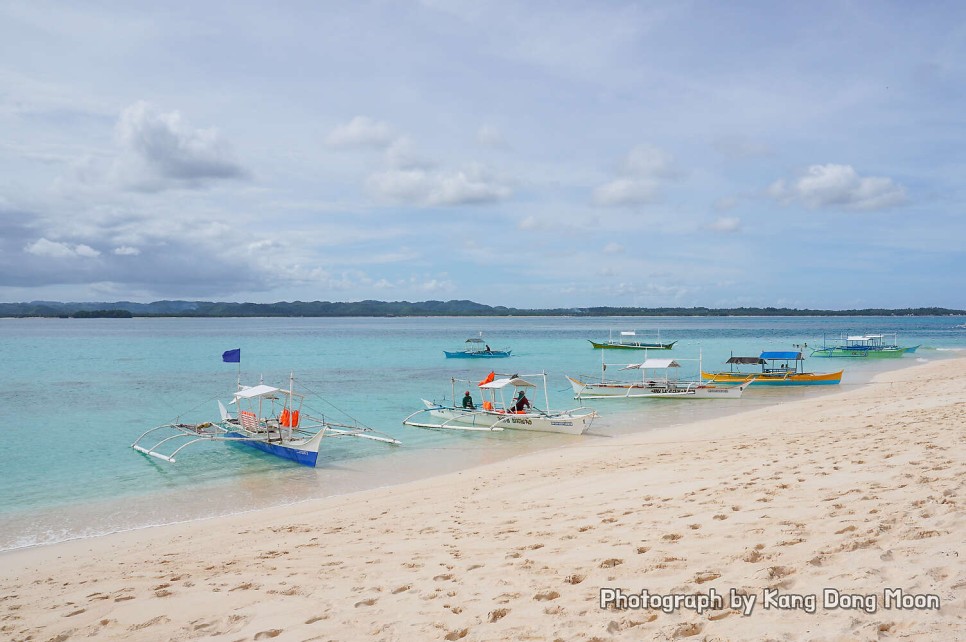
702;351;843;386
403;371;597;435
132;374;400;466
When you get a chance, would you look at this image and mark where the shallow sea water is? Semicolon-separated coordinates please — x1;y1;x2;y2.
0;314;962;550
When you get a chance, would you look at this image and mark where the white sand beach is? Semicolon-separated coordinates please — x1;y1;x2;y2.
1;358;963;641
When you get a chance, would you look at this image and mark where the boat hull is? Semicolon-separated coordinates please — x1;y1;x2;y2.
811;348;907;358
443;350;512;358
567;376;747;399
701;370;843;386
224;429;322;466
420;406;594;435
588;340;676;350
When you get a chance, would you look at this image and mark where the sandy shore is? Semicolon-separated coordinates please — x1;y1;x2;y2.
2;358;963;641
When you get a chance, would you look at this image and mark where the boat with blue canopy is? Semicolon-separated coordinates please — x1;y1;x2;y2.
702;351;843;386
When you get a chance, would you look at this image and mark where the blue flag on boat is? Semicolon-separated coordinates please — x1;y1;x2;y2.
222;348;241;363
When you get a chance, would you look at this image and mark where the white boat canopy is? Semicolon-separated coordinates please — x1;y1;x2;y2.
479;376;536;389
620;331;636;336
622;359;681;370
233;384;282;400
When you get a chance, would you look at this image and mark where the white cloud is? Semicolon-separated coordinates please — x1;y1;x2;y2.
385;136;432;170
768;164;906;211
24;238;100;258
112;101;248;191
113;246;140;256
594;145;680;206
477;125;507;148
594;177;661;206
709;216;741;233
367;165;511;206
325;116;396;149
603;242;625;254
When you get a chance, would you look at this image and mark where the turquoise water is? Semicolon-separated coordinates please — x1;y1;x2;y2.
1;315;963;551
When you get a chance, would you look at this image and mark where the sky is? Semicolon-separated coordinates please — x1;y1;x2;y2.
1;1;964;309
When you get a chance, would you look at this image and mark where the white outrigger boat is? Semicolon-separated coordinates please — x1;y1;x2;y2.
403;371;597;435
132;374;400;466
567;355;750;400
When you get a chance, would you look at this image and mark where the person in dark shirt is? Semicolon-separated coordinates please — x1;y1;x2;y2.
512;390;530;412
462;391;475;409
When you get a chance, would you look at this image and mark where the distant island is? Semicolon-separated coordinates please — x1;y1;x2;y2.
0;300;963;318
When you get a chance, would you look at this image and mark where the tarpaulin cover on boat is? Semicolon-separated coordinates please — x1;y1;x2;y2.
759;351;803;361
726;356;765;365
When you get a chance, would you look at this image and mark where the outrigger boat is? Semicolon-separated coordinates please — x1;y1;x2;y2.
588;330;676;350
403;371;597;435
702;351;843;386
568;354;749;399
810;333;917;358
132;374;400;466
444;332;511;358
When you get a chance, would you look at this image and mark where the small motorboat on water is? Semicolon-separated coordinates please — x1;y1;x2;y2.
444;332;512;358
588;329;676;350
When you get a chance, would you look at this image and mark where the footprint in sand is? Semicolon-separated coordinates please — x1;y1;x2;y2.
671;622;704;638
662;533;683;542
391;584;412;594
354;598;377;607
534;590;560;601
444;628;468;640
488;608;509;622
599;558;623;568
565;574;585;585
254;630;282;639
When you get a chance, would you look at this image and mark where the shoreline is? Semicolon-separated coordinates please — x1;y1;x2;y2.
2;357;962;640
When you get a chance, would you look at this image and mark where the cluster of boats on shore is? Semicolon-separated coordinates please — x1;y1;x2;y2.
131;330;920;468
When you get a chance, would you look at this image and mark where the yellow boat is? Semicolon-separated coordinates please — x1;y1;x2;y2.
702;351;842;386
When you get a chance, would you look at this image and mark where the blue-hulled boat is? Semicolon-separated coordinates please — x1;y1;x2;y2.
444;333;512;358
132;374;400;466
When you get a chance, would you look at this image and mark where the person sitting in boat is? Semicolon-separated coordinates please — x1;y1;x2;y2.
462;391;475;409
512;390;531;412
484;344;492;353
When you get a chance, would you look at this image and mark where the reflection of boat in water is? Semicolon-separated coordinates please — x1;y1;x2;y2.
567;356;749;400
588;330;676;350
403;371;596;435
811;334;917;358
702;351;842;386
132;373;400;466
444;332;511;358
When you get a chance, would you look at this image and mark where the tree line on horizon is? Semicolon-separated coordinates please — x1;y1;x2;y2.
0;299;963;318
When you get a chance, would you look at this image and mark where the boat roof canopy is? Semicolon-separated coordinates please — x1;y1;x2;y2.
233;384;281;400
759;351;803;361
480;376;535;389
623;358;680;370
466;337;484;343
726;356;765;365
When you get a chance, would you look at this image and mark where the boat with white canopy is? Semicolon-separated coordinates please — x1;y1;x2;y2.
811;333;917;358
588;329;676;350
132;373;400;466
567;354;749;399
403;371;597;435
444;332;512;358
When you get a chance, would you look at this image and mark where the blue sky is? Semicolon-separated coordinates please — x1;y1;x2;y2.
1;1;963;309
